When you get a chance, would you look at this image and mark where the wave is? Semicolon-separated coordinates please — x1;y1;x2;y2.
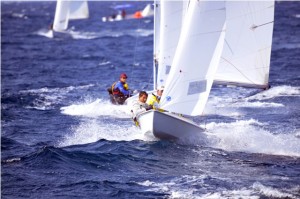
35;29;153;40
35;29;53;38
69;29;153;40
203;85;299;115
202;182;298;199
273;43;300;50
20;84;94;95
11;13;28;19
19;84;94;110
204;119;300;157
246;85;300;101
60;99;131;118
228;101;284;108
137;179;299;199
98;61;111;66
59;118;157;147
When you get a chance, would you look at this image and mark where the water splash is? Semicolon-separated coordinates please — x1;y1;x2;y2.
59;119;156;147
205;119;300;157
61;99;131;118
246;85;300;101
20;84;94;110
35;29;53;38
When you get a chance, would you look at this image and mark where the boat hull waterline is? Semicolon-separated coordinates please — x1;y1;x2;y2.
136;110;208;142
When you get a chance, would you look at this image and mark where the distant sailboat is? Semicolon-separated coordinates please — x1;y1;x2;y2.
52;0;89;32
101;4;154;22
135;0;275;141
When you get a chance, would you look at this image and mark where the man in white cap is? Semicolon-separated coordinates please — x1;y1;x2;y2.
146;86;164;109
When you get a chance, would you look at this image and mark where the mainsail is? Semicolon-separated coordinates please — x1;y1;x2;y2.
160;1;226;116
53;0;89;32
215;1;275;88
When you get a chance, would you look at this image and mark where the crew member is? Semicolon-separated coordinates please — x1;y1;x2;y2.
108;73;131;105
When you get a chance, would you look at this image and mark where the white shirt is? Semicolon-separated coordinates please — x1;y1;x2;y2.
131;100;151;119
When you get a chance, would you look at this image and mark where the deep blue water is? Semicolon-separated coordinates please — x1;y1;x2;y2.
1;1;300;198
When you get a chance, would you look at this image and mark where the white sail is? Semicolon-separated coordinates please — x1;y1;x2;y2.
156;1;184;88
53;0;70;31
69;1;89;20
215;1;275;88
160;1;226;116
141;4;154;17
53;0;89;32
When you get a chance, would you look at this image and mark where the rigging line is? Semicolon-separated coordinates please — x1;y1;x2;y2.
251;21;274;30
224;39;234;55
220;57;258;85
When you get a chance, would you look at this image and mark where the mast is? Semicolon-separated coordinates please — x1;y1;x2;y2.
153;0;160;90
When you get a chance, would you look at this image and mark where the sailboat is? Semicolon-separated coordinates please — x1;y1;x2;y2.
135;0;275;141
101;4;154;22
52;0;89;32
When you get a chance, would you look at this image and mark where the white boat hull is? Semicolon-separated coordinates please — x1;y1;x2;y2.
136;110;207;141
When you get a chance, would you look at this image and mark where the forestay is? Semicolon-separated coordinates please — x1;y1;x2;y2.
53;0;89;32
160;1;226;116
215;1;275;88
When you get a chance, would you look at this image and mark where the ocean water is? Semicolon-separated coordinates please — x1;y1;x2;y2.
1;1;300;198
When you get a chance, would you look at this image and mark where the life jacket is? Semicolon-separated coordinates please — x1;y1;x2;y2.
147;93;160;106
111;81;129;96
134;11;142;19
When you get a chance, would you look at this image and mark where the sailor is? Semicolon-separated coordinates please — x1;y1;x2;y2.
107;73;131;105
121;9;126;19
49;23;53;30
131;91;152;126
147;86;164;110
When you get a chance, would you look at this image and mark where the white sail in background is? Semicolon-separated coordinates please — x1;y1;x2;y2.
215;1;275;88
141;4;154;17
156;1;184;88
53;0;70;31
69;1;89;20
53;0;89;32
160;1;226;116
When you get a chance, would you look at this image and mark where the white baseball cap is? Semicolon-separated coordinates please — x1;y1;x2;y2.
157;86;164;91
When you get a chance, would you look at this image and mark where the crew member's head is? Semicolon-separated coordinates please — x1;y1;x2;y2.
120;73;127;83
157;86;164;97
139;91;148;103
